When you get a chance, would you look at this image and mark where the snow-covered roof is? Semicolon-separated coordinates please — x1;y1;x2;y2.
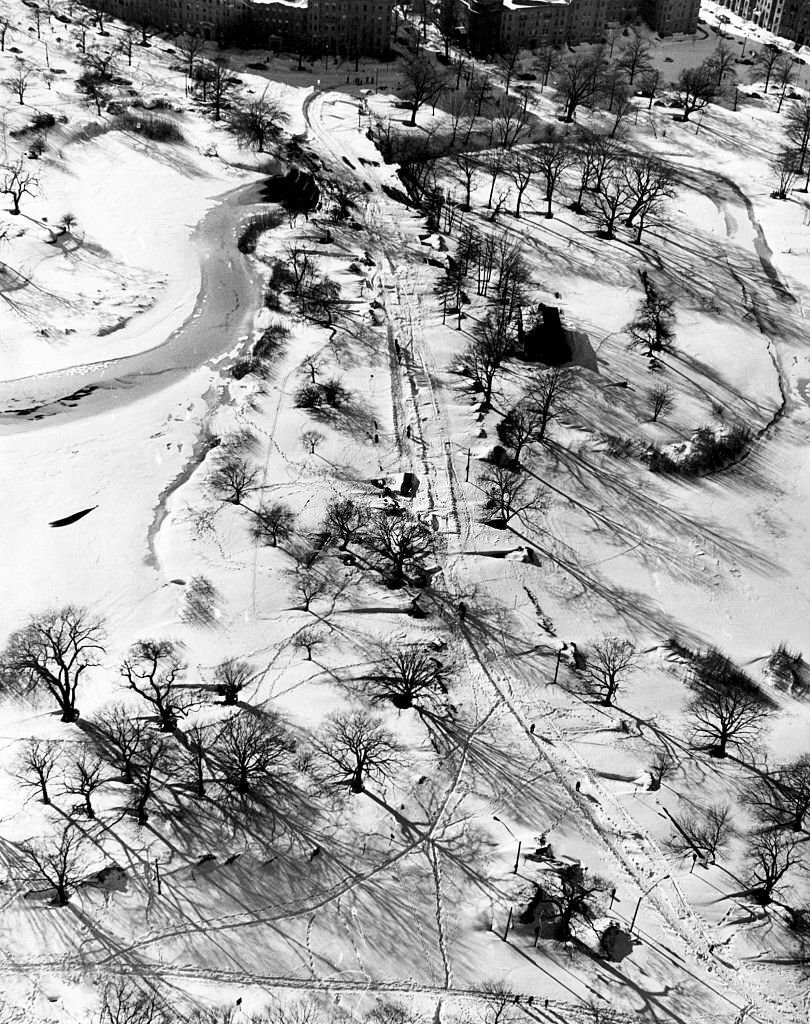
502;0;571;10
249;0;306;8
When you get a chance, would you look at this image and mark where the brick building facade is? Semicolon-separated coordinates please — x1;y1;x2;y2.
467;0;699;54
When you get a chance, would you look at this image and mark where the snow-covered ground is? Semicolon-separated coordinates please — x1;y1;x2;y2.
1;1;810;1022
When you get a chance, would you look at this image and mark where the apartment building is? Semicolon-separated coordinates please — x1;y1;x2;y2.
96;0;388;52
713;0;809;44
467;0;700;54
307;0;393;56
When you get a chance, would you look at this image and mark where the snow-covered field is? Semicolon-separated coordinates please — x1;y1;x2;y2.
1;1;810;1022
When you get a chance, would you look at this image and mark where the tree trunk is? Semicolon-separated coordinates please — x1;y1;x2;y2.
40;780;50;804
55;880;69;905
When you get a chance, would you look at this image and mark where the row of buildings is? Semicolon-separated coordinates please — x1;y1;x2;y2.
468;0;699;54
95;0;700;57
712;0;809;46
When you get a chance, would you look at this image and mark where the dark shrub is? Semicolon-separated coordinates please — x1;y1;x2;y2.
295;384;323;408
321;378;349;408
113;112;185;142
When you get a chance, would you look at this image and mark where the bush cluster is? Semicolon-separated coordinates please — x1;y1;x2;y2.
113;112;185;142
648;424;752;475
294;378;350;410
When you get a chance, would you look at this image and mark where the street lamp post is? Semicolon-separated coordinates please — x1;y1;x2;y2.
629;873;670;933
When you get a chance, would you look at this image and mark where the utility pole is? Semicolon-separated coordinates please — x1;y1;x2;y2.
465;448;471;482
513;841;522;874
553;648;563;684
155;858;162;895
502;907;513;940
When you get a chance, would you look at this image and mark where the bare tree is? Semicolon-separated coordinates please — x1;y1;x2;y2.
4;65;33;105
99;979;168;1024
181;722;212;798
301;429;324;455
706;40;736;88
372;649;444;711
772;148;799;200
623;156;676;244
571;133;612;212
533;45;561;91
121;639;189;731
490;93;530;149
785;98;810;179
593;168;632;239
131;733;171;824
534;137;574;219
316;711;402;793
214;658;253;706
446;91;472;145
676;63;718;121
453;151;478;210
480;464;543;527
176;29;204;79
617;31;653;85
648;746;677;791
93;704;146;784
21;823;86;905
496;403;547;464
230;91;290;152
217;711;293;796
62;747;106;818
504;148;537;219
207;454;258;505
402;54;446;126
648;384;674;423
325;496;368;551
745;755;810;832
433;0;460;59
746;830;801;904
462;309;515;408
497;42;522;95
528;366;573;442
17;738;59;804
669;802;735;863
685;648;775;758
288;565;331;612
531;863;612;940
753;43;782;93
206;58;238;121
251;501;297;547
584;637;636;707
774;54;797;113
0;157;38;215
363;511;434;586
556;53;606;122
292;626;326;661
0;606;105;722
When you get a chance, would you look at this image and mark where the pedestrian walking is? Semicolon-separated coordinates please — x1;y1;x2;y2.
575;780;581;792
458;601;467;623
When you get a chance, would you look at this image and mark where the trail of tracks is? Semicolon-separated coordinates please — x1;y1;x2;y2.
302;89;803;1024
